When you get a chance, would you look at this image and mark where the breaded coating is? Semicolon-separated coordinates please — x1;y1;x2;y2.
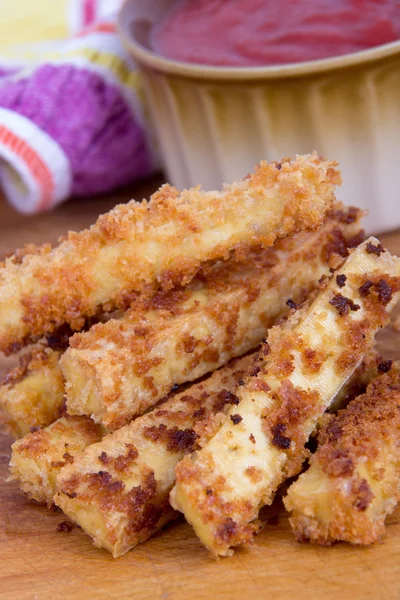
9;415;104;505
328;347;381;414
0;319;114;437
0;345;64;438
9;339;371;540
54;354;255;558
62;209;361;431
0;153;340;354
284;362;400;545
170;238;400;558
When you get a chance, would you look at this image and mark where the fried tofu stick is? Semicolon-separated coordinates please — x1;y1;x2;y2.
9;415;105;505
311;348;381;436
0;316;119;437
54;354;255;557
327;347;381;414
0;153;339;354
62;210;361;431
170;238;400;557
10;338;373;525
284;361;400;545
0;345;64;438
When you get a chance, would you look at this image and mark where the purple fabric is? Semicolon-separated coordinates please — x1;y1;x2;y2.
0;64;152;196
0;67;17;78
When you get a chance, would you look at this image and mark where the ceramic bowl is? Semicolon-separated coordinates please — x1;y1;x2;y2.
118;0;400;232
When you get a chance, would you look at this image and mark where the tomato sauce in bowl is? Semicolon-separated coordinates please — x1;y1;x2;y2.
151;0;400;67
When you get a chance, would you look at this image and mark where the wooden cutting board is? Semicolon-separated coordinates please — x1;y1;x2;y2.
0;184;399;600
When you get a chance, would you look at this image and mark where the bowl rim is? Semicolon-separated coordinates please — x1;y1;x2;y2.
118;1;400;81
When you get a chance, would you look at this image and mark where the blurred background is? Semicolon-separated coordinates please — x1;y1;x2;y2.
0;0;399;232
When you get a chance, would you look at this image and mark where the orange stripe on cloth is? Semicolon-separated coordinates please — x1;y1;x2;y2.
0;125;54;210
76;22;116;37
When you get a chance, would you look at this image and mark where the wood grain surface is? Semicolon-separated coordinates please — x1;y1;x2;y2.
0;184;399;600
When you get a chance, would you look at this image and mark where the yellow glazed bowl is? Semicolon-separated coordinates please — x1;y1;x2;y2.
118;0;400;232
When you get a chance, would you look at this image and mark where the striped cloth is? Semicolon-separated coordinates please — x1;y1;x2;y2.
0;0;158;213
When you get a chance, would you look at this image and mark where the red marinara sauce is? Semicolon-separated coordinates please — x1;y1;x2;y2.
151;0;400;67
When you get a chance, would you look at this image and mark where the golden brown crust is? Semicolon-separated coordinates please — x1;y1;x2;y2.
327;347;381;413
265;381;320;472
266;270;400;480
0;346;52;388
0;345;65;438
9;415;104;505
318;365;400;474
55;352;256;557
0;316;117;437
0;153;339;353
170;237;400;557
0;242;52;266
0;321;77;390
285;363;400;545
63;210;363;430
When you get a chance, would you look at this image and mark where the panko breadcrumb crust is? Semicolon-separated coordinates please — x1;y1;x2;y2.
0;313;116;438
54;353;255;557
62;208;362;430
170;238;400;558
327;347;382;414
0;345;64;438
0;321;104;437
9;415;104;505
6;154;400;561
284;362;400;545
0;153;340;354
10;337;381;553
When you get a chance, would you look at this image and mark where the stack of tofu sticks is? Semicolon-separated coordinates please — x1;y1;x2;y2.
1;153;400;558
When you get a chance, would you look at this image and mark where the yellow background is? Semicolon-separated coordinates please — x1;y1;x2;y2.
0;0;69;49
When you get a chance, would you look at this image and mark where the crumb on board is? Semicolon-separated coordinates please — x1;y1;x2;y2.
56;520;75;533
